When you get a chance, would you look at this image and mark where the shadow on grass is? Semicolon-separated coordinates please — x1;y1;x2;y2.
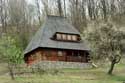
109;75;125;81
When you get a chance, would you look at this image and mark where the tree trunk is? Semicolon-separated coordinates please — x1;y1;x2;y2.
108;54;121;75
57;0;62;16
108;60;115;75
64;0;66;17
8;63;15;80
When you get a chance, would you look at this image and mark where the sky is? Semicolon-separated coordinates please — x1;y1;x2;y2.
27;0;35;5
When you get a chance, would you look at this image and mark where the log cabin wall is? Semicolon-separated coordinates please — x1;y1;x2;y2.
26;48;89;65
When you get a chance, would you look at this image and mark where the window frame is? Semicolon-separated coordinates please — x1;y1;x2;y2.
58;51;63;57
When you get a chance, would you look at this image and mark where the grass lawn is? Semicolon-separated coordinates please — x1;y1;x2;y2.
0;60;125;83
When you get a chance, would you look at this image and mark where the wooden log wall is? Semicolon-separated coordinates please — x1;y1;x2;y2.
26;49;88;65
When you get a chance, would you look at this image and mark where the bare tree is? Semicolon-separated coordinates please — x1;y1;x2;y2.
57;0;63;16
0;0;8;33
64;0;66;17
35;0;42;25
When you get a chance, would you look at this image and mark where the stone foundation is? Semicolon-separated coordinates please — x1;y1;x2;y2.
31;61;92;69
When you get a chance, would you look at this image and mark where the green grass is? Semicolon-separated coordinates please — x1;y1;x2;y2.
0;62;125;83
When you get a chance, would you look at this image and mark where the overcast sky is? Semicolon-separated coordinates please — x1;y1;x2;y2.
27;0;35;5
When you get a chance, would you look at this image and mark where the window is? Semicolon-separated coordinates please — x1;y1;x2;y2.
62;34;67;40
67;35;72;40
55;33;80;42
71;51;81;57
72;35;77;41
35;52;41;60
58;51;63;56
56;34;62;40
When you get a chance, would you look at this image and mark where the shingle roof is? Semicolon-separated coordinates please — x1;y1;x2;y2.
24;15;90;55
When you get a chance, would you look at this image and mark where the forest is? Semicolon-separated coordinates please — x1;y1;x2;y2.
0;0;125;83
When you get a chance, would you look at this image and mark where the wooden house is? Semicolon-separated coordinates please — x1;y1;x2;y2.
24;16;90;65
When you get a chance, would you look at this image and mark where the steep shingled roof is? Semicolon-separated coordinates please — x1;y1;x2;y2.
24;16;90;55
